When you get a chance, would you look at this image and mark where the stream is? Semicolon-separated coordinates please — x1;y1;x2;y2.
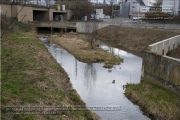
40;37;150;120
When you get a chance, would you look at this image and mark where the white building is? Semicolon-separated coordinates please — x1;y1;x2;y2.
129;0;144;14
127;0;180;16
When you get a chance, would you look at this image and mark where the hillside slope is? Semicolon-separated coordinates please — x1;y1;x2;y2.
95;25;180;56
1;24;98;120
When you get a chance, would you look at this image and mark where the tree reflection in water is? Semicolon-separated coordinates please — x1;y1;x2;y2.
84;63;97;90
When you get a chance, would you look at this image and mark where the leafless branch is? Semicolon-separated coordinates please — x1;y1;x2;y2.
1;4;26;38
84;22;98;49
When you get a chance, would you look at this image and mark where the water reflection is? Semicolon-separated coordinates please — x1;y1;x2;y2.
39;37;150;120
75;59;78;80
84;63;97;90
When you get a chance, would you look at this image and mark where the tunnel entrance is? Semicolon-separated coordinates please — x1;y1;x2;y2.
37;27;76;34
37;27;51;34
33;10;49;21
53;12;67;22
67;28;76;32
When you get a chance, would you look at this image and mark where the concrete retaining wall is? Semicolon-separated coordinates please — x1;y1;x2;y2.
0;4;12;17
12;5;17;17
76;22;111;33
142;51;180;87
17;5;33;23
142;35;180;89
0;4;57;23
149;35;180;55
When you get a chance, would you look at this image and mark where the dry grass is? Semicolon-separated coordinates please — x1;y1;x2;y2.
96;25;180;56
51;33;123;68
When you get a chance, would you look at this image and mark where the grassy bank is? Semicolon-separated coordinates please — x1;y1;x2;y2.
1;25;98;119
96;25;180;56
51;33;123;68
125;80;180;120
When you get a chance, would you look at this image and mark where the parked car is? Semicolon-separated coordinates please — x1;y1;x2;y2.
132;17;142;23
132;17;142;20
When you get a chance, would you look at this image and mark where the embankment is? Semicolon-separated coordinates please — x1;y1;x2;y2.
1;25;98;119
96;25;180;119
125;80;180;120
95;25;180;56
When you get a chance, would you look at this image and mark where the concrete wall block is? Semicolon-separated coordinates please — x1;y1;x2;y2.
0;4;12;17
76;22;110;33
143;51;180;86
149;35;180;55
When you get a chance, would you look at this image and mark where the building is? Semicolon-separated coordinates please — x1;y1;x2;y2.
0;3;72;23
120;0;180;18
120;0;144;17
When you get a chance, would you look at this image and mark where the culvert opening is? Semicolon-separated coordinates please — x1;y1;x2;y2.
67;28;76;32
37;27;77;34
37;27;51;34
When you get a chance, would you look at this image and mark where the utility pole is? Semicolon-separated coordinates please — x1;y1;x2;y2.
174;0;176;17
111;0;114;19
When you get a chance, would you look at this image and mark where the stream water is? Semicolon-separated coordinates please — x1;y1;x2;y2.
40;37;150;120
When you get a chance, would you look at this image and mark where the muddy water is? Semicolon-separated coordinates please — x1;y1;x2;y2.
40;37;150;120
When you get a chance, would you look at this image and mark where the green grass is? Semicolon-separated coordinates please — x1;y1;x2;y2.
125;80;180;120
104;57;123;68
1;29;98;119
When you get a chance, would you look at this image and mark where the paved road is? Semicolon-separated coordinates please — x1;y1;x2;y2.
103;17;180;30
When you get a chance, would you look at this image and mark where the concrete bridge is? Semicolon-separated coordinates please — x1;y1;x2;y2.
29;21;76;32
0;3;73;24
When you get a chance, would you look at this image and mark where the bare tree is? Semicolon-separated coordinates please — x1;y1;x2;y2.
44;0;50;6
84;22;98;49
1;4;26;38
66;0;94;21
154;0;162;7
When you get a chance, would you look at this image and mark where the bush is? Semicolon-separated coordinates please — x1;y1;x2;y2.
172;15;180;23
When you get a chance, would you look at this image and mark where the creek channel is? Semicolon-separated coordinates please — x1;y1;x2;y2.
40;37;150;120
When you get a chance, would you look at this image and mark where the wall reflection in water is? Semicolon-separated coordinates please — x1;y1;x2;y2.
83;63;97;90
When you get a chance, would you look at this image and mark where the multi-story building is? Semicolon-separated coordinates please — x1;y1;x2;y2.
120;0;180;17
